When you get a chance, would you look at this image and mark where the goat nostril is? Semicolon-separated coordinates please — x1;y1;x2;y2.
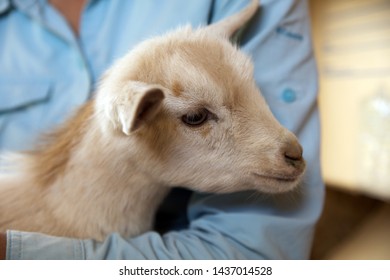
283;142;303;162
285;153;302;162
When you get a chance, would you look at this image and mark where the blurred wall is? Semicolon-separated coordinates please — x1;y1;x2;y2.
310;0;390;200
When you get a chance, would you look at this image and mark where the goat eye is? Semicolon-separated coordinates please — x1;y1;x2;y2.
181;109;209;126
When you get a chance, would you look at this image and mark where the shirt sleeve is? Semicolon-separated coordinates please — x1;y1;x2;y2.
6;0;324;260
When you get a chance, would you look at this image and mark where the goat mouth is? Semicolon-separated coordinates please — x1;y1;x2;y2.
251;172;299;183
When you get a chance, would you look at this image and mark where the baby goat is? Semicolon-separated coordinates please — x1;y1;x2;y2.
0;0;305;241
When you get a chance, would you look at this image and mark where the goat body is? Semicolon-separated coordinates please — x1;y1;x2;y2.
0;0;305;241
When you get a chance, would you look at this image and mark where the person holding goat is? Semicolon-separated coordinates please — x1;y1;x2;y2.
0;0;323;260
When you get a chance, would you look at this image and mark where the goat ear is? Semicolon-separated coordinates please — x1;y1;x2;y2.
205;0;259;39
126;87;165;134
108;83;165;135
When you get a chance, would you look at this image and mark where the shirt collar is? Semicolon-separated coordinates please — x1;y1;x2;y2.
0;0;11;14
0;0;43;17
0;0;99;16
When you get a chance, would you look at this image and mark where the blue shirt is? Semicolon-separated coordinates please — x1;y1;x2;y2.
0;0;324;259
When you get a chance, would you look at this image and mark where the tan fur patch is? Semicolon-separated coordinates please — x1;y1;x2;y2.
200;124;212;138
136;111;178;162
171;81;183;97
31;101;94;187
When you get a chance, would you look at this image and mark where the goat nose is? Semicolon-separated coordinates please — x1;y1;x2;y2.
282;138;303;163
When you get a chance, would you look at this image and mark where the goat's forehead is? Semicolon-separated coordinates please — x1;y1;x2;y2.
158;37;254;104
123;30;256;107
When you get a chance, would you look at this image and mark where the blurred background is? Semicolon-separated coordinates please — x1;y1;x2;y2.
309;0;390;259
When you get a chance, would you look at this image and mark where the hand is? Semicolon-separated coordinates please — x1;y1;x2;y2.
0;233;6;260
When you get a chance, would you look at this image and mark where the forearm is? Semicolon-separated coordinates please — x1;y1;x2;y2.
0;233;6;260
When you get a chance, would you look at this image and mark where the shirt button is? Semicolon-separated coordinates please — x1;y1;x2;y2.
282;88;297;103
